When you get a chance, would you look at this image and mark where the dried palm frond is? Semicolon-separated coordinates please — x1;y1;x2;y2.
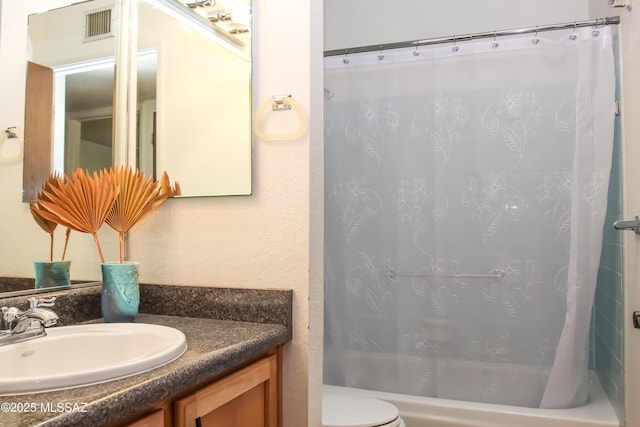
62;227;71;261
30;201;57;261
35;168;119;264
30;177;72;262
158;171;182;198
30;202;57;235
105;167;180;263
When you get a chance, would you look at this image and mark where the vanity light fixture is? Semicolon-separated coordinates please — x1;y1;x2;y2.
607;0;632;10
227;23;249;34
180;0;251;41
183;0;214;8
208;9;232;21
144;0;247;59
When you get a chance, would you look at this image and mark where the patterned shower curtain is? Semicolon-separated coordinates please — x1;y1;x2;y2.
323;26;615;409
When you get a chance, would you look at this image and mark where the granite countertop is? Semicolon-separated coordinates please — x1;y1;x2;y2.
0;284;293;427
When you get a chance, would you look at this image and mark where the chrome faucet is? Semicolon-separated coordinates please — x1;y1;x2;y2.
0;296;59;346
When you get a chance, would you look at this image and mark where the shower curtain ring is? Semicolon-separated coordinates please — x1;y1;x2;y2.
378;45;384;61
343;49;350;65
452;36;459;52
570;21;578;41
532;26;540;45
413;39;420;56
492;30;499;48
592;19;601;37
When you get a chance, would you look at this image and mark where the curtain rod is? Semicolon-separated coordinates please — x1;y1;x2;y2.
323;16;620;57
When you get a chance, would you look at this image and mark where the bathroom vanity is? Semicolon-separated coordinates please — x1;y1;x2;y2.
125;349;279;427
0;284;292;427
109;315;283;427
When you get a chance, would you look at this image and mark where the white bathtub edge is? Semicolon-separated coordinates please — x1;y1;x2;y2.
324;373;620;427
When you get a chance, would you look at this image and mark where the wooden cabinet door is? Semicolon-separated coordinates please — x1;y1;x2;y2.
124;409;165;427
174;354;278;427
198;382;265;426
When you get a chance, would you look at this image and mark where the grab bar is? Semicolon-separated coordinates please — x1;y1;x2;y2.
613;216;640;234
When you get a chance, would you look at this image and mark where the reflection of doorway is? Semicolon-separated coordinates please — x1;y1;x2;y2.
65;115;113;174
23;61;53;201
136;50;158;179
52;51;158;176
52;58;115;174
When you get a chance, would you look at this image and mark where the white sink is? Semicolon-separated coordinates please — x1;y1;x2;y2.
0;323;187;395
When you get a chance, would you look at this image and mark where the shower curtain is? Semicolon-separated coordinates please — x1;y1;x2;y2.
323;26;615;409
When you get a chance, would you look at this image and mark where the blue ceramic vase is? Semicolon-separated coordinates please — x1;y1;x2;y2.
34;261;71;289
101;262;140;323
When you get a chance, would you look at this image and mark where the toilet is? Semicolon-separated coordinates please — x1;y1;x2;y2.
322;387;406;427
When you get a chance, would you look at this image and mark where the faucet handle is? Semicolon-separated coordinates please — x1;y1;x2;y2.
28;296;57;309
2;307;20;320
1;306;21;332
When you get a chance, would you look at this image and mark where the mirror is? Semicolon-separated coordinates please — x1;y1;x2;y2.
23;0;119;201
134;0;252;197
2;0;252;296
7;0;121;296
23;0;252;200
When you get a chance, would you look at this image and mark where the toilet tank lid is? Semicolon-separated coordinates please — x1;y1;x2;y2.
322;389;399;427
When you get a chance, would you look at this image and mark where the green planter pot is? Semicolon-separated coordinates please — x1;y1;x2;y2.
34;261;71;289
101;262;140;323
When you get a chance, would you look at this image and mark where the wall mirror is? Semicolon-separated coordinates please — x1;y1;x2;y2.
4;0;252;296
135;0;252;197
23;0;119;201
23;0;252;200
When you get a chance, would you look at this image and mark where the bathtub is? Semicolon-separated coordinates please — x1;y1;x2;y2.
324;374;619;427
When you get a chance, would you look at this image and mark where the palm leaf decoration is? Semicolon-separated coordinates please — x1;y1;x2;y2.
158;171;182;199
34;168;119;264
106;166;180;263
30;177;73;262
30;201;57;262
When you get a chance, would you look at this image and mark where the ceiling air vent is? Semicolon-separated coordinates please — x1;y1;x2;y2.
83;7;114;42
